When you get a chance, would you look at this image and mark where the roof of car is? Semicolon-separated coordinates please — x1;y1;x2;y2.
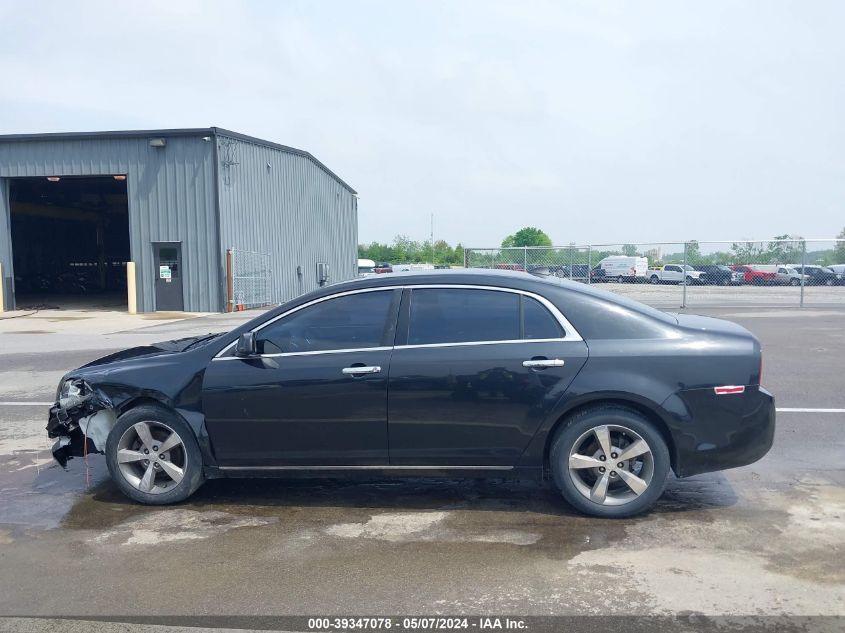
330;268;635;304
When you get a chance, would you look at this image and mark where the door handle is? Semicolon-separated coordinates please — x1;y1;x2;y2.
342;365;382;375
522;359;565;368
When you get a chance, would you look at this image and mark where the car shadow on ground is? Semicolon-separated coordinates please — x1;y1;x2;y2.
55;468;739;533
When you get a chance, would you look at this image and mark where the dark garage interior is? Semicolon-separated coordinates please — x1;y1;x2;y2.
9;176;130;310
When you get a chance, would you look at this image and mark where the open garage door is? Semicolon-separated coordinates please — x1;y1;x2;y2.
9;176;130;310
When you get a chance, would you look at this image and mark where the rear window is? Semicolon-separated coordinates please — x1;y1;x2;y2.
533;278;676;340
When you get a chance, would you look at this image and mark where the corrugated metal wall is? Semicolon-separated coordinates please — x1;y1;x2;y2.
0;136;220;312
216;134;358;304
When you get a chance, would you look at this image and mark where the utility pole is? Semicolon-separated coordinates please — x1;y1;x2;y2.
430;213;434;266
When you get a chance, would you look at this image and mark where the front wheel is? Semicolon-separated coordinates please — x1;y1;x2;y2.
549;406;670;518
790;278;800;286
617;275;625;284
106;404;204;505
649;275;659;284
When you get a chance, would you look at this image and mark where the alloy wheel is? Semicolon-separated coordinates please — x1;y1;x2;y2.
567;424;655;506
115;421;187;494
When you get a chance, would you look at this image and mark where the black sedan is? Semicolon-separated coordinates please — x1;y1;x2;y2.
47;270;775;518
694;264;742;286
791;265;843;286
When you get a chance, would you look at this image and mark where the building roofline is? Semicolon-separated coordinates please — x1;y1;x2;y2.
0;127;357;194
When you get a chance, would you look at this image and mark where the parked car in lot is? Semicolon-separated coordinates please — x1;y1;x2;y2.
828;264;845;275
596;256;648;283
47;270;775;518
590;266;607;283
791;265;843;286
775;266;807;286
694;265;744;286
374;262;393;274
547;264;590;282
731;265;778;286
647;264;704;285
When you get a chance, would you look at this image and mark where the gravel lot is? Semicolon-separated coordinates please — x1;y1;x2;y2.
0;305;843;630
574;281;845;308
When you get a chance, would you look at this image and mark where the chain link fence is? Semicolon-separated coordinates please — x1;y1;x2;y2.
228;248;272;310
464;239;845;308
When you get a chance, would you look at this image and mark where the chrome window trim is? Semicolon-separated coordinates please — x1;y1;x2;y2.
213;283;583;360
394;338;574;351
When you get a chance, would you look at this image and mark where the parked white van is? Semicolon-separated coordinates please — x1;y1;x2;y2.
357;258;376;277
597;256;648;283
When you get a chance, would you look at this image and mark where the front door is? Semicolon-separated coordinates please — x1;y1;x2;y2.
202;289;401;466
153;242;184;311
388;287;589;466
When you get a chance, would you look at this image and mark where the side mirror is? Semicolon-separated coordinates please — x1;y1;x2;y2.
236;332;257;357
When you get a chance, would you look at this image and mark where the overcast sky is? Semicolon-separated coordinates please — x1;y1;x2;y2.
1;1;842;247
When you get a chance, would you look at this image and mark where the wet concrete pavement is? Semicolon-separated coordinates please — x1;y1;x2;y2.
0;308;843;623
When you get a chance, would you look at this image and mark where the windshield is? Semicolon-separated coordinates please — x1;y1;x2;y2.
682;265;694;271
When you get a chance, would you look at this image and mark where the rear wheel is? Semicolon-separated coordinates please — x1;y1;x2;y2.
550;406;670;518
617;275;625;284
106;404;204;505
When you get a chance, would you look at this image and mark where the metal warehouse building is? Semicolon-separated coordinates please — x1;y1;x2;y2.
0;128;357;313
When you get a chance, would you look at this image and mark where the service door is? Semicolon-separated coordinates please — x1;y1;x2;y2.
387;287;589;466
153;242;184;311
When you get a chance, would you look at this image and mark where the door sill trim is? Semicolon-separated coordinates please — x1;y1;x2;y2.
218;465;515;471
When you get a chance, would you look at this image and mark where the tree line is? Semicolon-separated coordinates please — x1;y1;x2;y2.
359;227;845;266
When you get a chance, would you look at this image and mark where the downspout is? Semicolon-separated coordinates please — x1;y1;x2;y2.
210;129;226;313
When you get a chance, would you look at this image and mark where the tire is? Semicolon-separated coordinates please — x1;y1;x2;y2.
549;406;670;518
685;276;693;285
790;278;800;286
106;404;204;505
825;278;834;286
719;278;729;286
617;275;625;284
649;275;659;284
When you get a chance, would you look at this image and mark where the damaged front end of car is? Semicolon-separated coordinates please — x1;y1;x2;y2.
47;378;117;468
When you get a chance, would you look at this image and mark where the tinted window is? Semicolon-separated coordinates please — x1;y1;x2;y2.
409;289;519;345
257;291;395;354
523;296;564;339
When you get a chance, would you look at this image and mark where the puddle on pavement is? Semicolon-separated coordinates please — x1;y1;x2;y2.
50;471;740;559
0;452;111;530
0;445;746;561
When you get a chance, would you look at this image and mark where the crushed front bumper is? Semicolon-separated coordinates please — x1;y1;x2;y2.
46;384;114;468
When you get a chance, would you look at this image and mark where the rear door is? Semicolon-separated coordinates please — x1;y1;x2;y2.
387;286;588;466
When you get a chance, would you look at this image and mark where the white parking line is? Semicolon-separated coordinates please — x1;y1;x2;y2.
776;408;845;413
0;401;52;406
